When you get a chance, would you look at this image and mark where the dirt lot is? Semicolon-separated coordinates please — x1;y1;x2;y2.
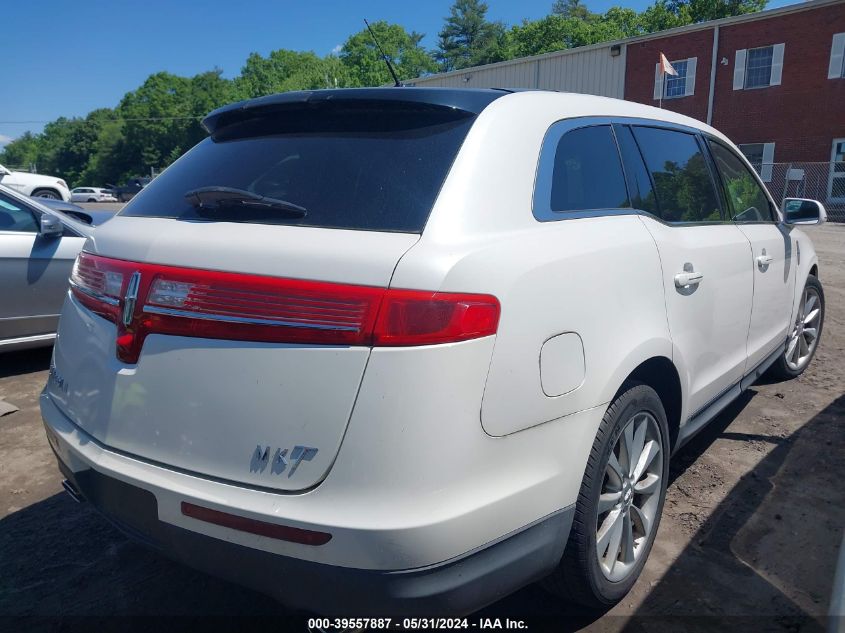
1;224;843;632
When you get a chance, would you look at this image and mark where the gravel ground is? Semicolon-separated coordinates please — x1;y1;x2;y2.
0;224;843;631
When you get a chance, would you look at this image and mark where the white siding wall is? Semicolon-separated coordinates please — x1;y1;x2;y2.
409;45;626;98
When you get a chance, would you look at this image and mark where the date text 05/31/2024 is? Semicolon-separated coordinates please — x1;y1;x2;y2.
307;618;529;630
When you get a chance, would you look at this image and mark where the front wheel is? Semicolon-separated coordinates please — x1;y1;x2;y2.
770;275;824;379
32;188;60;200
543;383;669;609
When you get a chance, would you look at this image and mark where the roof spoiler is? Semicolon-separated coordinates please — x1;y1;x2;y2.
202;88;511;135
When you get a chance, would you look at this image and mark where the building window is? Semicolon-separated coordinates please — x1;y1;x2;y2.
664;60;688;98
653;57;697;100
733;44;784;90
829;33;845;79
745;47;774;88
738;142;775;182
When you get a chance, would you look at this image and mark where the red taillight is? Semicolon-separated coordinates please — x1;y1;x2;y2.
373;289;500;346
181;502;332;545
69;253;500;363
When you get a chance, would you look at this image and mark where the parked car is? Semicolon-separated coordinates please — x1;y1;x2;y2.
110;176;151;202
37;197;116;227
70;187;117;203
0;164;70;201
41;88;826;615
0;184;93;352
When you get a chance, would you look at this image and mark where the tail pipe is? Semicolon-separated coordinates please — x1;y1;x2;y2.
61;479;84;504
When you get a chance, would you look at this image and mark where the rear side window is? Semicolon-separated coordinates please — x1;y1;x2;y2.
708;140;775;222
547;126;629;213
120;105;477;233
613;124;658;216
632;126;722;223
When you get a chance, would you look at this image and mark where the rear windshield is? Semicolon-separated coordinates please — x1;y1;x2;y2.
119;104;477;233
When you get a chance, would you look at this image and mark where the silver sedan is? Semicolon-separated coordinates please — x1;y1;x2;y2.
0;184;94;352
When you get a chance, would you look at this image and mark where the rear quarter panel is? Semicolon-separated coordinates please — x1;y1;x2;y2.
393;92;675;436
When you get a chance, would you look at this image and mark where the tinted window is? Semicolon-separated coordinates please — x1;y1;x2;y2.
548;126;629;212
632;127;722;223
709;141;774;222
120;105;477;233
614;124;658;216
0;193;39;232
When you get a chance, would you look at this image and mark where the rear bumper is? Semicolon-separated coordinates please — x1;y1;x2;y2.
43;394;575;615
57;460;571;615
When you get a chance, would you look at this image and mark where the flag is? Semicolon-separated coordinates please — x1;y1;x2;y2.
659;53;678;76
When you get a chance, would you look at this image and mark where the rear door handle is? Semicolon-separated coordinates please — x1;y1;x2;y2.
674;271;704;287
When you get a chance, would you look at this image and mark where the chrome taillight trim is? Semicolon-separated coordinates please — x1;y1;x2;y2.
68;278;121;306
142;305;362;331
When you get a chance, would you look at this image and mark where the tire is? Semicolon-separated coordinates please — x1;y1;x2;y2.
32;188;60;200
543;382;670;609
769;275;824;379
87;198;97;203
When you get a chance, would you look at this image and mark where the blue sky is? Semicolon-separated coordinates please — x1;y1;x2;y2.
1;0;799;146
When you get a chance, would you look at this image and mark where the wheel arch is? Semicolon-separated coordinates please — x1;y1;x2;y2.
31;187;61;198
614;356;683;452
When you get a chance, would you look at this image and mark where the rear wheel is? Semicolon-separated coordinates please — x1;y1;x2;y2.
87;198;97;202
770;275;824;379
32;188;60;200
544;383;669;608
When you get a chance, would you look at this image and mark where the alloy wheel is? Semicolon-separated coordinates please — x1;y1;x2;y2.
786;285;821;371
596;412;663;582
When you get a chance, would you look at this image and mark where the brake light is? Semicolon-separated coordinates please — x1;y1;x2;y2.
373;289;500;346
69;253;500;363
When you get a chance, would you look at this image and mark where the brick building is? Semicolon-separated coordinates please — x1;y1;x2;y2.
411;0;845;208
625;0;845;174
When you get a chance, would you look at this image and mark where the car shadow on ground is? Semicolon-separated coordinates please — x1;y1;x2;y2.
0;347;51;380
1;388;841;632
481;390;844;631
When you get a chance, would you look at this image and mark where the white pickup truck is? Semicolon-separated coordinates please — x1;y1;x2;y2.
0;164;71;201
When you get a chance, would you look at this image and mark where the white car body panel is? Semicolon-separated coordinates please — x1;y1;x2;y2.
639;219;753;417
42;337;607;569
0;164;71;201
735;223;797;370
39;90;824;611
49;221;419;491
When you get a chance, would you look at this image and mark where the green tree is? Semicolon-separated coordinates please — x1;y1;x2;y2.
668;0;766;22
236;50;349;98
436;0;507;72
505;10;645;58
117;72;195;177
638;0;693;32
551;0;593;21
0;132;40;171
77;119;132;187
340;21;436;86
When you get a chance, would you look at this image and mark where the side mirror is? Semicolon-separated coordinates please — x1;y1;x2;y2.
782;198;827;226
39;213;63;238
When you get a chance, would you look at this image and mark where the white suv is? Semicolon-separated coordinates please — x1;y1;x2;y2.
70;187;117;203
41;88;826;614
0;164;71;201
